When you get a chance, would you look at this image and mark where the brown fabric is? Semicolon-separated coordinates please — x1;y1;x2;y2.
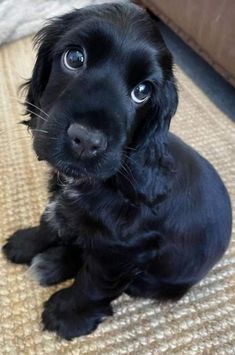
0;36;235;354
140;0;235;87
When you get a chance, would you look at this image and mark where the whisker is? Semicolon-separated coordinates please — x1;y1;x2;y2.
123;162;137;183
32;130;59;141
0;128;59;143
122;161;136;183
24;100;49;117
26;108;47;122
126;146;137;152
7;95;66;130
119;166;137;195
48;137;59;140
32;129;48;134
101;152;137;193
7;94;49;118
122;152;137;166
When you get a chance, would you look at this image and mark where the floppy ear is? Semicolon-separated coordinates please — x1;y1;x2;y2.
25;31;53;111
153;75;178;152
135;70;178;159
21;11;82;127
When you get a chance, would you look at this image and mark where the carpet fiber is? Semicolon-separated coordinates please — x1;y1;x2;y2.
0;36;234;354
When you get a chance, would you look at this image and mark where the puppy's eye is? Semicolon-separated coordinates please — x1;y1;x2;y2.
63;48;84;70
131;81;153;104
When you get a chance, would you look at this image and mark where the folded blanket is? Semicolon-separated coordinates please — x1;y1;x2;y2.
0;0;123;46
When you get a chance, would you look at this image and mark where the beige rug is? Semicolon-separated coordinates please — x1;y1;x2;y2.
0;36;234;354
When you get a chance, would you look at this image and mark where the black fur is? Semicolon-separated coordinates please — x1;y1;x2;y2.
3;3;232;340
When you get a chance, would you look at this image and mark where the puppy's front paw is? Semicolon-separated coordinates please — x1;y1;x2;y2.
42;288;113;340
30;246;83;286
2;227;40;264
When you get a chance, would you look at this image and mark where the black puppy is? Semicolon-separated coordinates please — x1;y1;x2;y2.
3;3;232;339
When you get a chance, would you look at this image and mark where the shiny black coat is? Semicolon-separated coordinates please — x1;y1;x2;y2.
3;3;232;340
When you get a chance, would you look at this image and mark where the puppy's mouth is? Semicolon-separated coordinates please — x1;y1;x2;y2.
35;146;122;181
53;160;103;180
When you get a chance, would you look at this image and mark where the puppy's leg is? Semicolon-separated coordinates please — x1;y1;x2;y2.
126;272;192;301
2;217;58;265
30;245;83;286
42;253;136;339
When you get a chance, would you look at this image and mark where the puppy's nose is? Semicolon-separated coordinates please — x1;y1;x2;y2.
67;123;107;158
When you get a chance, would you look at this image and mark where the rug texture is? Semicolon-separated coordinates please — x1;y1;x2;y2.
0;35;234;354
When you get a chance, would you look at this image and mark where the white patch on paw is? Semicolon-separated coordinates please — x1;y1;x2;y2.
29;254;49;285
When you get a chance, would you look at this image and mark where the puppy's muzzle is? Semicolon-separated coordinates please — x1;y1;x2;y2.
67;123;107;159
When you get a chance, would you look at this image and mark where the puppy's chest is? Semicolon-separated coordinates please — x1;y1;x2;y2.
46;184;143;244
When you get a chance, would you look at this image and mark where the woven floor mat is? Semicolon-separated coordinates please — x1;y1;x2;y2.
0;36;234;355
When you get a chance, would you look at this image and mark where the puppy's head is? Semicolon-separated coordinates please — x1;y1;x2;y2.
24;3;178;180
